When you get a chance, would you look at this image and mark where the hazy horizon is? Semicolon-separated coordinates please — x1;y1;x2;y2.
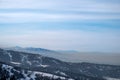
1;46;120;65
1;46;120;54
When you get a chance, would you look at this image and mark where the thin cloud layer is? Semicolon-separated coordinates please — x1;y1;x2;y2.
0;0;120;52
0;0;120;22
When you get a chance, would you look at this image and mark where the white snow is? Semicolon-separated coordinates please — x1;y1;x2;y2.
40;64;49;67
30;73;36;80
11;62;21;65
1;64;74;80
2;64;14;76
55;71;67;76
21;55;26;62
34;71;74;80
26;60;32;66
8;52;12;61
22;70;36;80
104;77;120;80
59;72;67;76
21;55;32;66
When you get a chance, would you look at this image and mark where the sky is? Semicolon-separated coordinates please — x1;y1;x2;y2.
0;0;120;53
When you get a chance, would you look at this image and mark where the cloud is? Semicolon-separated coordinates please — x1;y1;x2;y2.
0;12;120;23
0;0;120;13
0;0;120;23
0;0;120;52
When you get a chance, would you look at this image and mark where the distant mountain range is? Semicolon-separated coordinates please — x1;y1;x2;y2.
0;48;120;80
5;46;120;65
5;46;59;54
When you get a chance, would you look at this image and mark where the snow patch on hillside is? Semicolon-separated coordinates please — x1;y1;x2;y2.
105;77;120;80
1;64;74;80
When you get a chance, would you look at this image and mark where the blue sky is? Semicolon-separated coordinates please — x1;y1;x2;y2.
0;0;120;52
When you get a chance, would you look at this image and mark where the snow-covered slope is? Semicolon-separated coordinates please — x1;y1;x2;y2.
0;63;74;80
0;48;120;80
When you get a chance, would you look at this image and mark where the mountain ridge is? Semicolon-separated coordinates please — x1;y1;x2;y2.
5;46;120;65
0;48;120;80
